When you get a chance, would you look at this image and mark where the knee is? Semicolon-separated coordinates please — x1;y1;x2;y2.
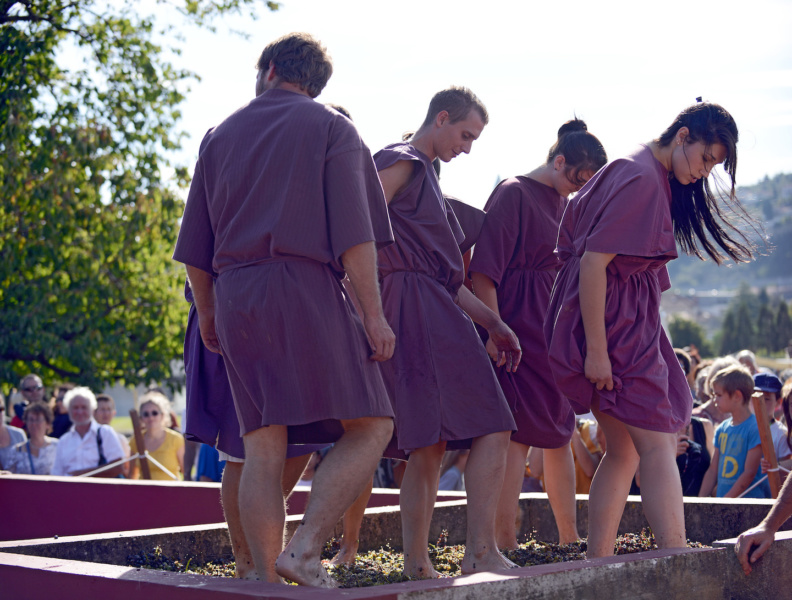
373;417;394;442
347;416;393;443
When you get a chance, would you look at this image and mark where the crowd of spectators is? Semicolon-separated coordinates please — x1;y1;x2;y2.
0;374;187;480
505;346;792;504
2;351;791;495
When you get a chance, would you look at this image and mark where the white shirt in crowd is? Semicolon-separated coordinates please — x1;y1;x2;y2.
51;419;124;476
770;420;792;462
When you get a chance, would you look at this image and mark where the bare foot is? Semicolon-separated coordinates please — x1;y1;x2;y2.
234;560;259;580
461;546;516;575
403;561;441;579
327;544;359;567
275;550;338;588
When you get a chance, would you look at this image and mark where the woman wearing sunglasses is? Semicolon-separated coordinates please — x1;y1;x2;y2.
130;391;185;480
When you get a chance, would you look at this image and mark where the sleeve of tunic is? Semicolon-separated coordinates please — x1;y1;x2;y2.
583;161;670;258
469;181;522;287
173;133;217;276
324;120;393;262
444;197;483;254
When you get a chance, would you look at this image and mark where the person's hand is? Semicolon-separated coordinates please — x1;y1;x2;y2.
676;435;691;457
197;307;222;354
485;321;521;372
735;524;775;575
584;350;613;391
363;314;395;362
760;457;771;474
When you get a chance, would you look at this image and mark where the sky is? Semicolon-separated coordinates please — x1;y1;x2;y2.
164;0;792;208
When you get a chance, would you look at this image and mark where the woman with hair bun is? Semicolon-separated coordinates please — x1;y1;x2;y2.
470;118;607;548
544;102;755;557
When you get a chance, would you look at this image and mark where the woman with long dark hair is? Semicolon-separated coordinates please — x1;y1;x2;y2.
545;102;754;557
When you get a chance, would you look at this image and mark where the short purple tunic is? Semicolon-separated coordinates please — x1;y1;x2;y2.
469;177;575;449
183;284;327;459
544;146;691;433
174;89;395;444
374;143;516;452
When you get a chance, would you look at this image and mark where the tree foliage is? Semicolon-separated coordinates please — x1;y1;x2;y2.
668;316;713;357
775;300;792;353
0;0;277;391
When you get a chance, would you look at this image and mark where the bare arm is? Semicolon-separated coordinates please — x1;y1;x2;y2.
456;285;521;372
701;419;715;459
470;271;500;316
579;251;616;391
186;265;221;354
470;271;516;369
736;466;792;574
341;241;395;362
699;447;719;497
377;160;414;204
724;445;763;498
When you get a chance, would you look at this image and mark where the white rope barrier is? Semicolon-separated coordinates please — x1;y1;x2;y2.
737;465;790;498
79;451;179;480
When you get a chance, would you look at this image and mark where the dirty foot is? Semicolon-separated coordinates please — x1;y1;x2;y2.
461;547;517;575
403;561;441;579
327;543;359;567
276;550;338;588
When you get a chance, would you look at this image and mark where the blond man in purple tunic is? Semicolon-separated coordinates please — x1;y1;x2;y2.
375;87;520;578
173;33;395;588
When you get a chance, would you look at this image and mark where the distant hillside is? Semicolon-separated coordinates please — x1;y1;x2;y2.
666;173;792;294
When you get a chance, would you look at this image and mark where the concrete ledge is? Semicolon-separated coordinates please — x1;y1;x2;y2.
3;533;791;599
0;475;464;542
520;493;786;545
4;495;787;566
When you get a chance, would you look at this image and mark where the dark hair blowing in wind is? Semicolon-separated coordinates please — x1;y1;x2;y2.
656;102;755;264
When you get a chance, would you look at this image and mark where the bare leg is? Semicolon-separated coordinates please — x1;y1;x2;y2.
461;431;515;574
495;441;529;549
276;417;392;587
239;425;289;583
543;444;580;544
221;461;256;579
400;442;446;578
220;449;311;581
586;410;639;558
328;478;373;566
624;423;686;550
283;453;312;499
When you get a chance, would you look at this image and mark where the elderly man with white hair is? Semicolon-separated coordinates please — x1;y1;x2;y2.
51;387;124;477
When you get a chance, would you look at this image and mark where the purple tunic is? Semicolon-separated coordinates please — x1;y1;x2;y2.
544;146;691;433
183;284;327;459
174;89;395;444
374;143;516;452
469;177;575;449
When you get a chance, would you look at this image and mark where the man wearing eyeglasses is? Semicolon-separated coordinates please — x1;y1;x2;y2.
11;374;46;429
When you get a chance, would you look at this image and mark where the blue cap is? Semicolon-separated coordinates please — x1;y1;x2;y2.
754;373;783;394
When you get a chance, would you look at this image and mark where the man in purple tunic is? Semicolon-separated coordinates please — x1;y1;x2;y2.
375;87;520;577
173;33;395;587
183;282;326;579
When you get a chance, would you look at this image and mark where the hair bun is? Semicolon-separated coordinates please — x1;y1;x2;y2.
557;118;588;138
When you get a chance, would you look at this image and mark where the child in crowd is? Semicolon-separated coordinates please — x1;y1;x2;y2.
754;373;792;463
699;366;769;498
